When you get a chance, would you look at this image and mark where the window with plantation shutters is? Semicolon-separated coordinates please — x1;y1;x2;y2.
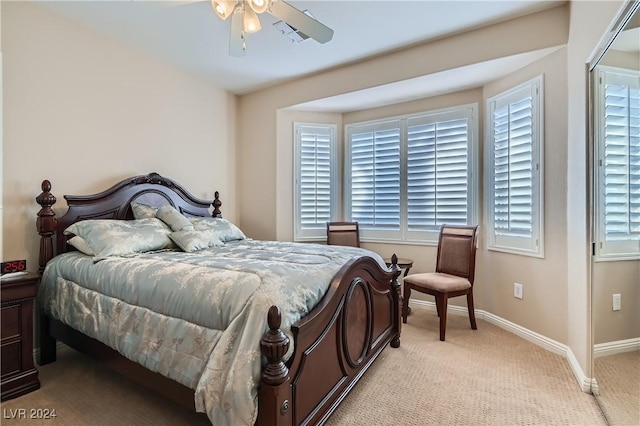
294;123;337;241
486;76;544;257
345;105;478;243
407;111;471;232
595;66;640;260
349;121;401;232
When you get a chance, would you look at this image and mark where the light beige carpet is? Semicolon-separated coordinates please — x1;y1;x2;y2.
1;308;607;426
594;351;640;426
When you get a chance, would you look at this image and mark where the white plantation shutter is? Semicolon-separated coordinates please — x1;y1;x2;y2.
407;112;470;231
345;105;477;243
493;97;533;237
487;77;543;257
349;122;401;230
294;123;337;241
596;67;640;259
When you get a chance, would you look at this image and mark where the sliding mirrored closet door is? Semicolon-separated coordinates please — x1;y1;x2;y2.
589;1;640;425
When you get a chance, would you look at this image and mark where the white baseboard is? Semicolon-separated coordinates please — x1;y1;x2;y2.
593;337;640;358
567;347;597;392
408;300;593;392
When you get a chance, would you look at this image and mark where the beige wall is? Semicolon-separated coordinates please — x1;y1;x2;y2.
592;260;640;344
481;48;569;342
600;49;640;69
1;2;3;263
566;0;626;376
2;2;237;270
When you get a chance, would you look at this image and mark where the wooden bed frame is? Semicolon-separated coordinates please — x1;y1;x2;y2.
35;172;402;426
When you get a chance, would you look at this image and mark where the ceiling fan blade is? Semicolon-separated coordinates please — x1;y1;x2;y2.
229;7;246;57
268;0;334;44
159;0;202;7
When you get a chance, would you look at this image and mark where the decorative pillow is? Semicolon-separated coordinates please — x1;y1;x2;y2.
64;218;174;260
189;217;247;242
169;229;224;253
67;236;95;256
156;205;194;232
131;202;158;219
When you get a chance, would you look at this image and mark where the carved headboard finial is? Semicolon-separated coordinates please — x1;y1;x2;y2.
131;172;171;187
146;172;163;184
212;191;222;218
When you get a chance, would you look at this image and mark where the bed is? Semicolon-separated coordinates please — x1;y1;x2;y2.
35;172;402;426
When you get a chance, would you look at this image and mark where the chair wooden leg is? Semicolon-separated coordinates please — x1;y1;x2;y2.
434;296;441;317
467;291;477;330
402;285;411;323
438;295;448;341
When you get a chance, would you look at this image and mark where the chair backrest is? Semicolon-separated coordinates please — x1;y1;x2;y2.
326;221;360;247
435;224;479;284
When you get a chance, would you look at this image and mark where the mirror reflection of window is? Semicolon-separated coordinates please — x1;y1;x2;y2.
593;65;640;260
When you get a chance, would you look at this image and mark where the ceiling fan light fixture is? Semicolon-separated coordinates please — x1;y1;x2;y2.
211;0;237;20
215;0;333;56
229;5;247;56
243;6;262;33
248;0;269;15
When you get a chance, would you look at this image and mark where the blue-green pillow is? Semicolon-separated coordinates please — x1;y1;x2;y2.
169;229;224;253
156;205;194;232
67;236;95;256
189;218;247;242
130;202;158;219
64;218;174;260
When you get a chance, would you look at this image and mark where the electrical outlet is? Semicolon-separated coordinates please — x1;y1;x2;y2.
514;283;523;299
612;294;621;311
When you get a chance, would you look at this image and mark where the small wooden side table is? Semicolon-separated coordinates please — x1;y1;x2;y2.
383;257;414;315
1;272;41;401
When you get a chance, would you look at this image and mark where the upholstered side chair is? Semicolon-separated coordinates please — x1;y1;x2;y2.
402;224;479;341
326;221;360;247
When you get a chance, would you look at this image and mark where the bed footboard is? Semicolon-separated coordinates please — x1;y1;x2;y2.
257;255;401;426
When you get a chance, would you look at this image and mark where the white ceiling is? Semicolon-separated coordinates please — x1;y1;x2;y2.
37;0;565;110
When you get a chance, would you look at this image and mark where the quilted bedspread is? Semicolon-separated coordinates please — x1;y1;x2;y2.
39;240;386;425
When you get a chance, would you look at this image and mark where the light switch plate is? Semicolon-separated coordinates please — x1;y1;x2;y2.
613;294;621;311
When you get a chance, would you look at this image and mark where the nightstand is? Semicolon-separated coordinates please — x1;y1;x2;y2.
1;272;41;400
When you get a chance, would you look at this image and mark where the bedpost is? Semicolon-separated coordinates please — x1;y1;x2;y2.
211;191;222;218
390;254;402;348
36;179;58;365
257;305;292;426
36;180;57;274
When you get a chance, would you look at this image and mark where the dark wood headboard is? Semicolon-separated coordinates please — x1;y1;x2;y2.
35;172;222;272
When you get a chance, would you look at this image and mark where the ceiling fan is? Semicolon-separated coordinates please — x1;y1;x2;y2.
211;0;334;56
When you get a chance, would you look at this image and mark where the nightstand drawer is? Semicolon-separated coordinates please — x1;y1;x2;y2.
1;305;22;340
1;341;21;377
